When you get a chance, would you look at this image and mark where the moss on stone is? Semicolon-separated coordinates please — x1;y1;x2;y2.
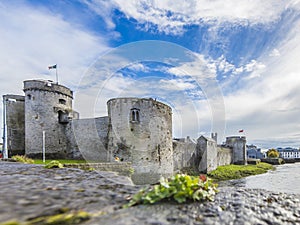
26;211;90;225
44;160;64;169
0;221;22;225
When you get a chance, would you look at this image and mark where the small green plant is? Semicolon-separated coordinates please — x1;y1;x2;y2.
44;160;64;169
12;155;34;164
129;167;135;175
124;174;218;207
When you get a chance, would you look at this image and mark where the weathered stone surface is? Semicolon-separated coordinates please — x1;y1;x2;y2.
107;98;173;185
24;80;74;158
0;162;300;225
3;94;25;156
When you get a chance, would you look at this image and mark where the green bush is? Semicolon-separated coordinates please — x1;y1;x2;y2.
12;155;34;164
124;174;218;207
44;160;64;169
267;149;280;158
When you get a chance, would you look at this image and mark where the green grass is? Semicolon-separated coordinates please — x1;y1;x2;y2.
34;159;86;164
207;162;274;181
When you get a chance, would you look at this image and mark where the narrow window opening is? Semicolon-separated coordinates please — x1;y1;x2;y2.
27;94;32;100
157;144;161;165
130;108;140;122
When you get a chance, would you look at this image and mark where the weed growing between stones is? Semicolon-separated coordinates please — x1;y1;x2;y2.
44;160;64;169
124;174;218;207
11;155;34;164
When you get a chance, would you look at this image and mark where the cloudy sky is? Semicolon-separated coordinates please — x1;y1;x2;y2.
1;0;300;148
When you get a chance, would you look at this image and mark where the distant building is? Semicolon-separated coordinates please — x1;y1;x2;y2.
277;147;300;159
247;144;264;159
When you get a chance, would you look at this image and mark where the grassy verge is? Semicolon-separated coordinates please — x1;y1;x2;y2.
207;162;274;181
34;159;86;164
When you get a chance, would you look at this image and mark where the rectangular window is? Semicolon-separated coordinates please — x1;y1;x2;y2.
59;99;66;105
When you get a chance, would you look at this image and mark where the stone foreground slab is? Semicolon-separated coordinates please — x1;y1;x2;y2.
0;162;299;225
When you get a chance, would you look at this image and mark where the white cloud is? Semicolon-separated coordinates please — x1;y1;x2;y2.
219;59;266;76
269;49;281;57
237;60;266;79
0;2;108;91
0;1;109;138
126;63;149;72
85;0;300;34
222;16;300;146
159;79;196;91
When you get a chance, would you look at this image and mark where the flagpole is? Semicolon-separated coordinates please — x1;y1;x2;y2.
56;65;58;84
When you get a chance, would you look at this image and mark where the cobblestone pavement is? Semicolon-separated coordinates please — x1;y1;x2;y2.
0;162;299;225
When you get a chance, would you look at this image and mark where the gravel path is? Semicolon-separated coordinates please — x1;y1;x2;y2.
0;162;299;225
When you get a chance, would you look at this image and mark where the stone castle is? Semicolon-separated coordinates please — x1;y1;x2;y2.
3;79;246;184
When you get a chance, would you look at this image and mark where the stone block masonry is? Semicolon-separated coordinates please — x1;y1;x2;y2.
107;98;173;185
3;95;25;156
67;117;109;161
63;162;133;177
24;80;74;159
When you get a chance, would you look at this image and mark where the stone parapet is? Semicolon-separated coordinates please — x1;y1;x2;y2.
24;80;73;98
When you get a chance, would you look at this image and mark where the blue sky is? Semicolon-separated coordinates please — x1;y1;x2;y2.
1;0;300;148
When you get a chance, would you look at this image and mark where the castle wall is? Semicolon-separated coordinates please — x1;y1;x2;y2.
217;146;232;167
197;136;218;173
24;80;73;159
172;138;197;172
3;95;25;156
68;117;109;160
173;135;235;173
107;98;173;184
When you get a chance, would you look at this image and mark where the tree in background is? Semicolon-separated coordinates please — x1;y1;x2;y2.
267;149;280;158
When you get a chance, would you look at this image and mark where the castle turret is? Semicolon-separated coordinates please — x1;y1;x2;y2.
23;80;74;158
226;136;247;165
107;98;173;184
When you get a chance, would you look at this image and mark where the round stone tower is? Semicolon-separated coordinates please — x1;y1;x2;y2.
226;136;247;165
23;80;73;158
107;98;173;184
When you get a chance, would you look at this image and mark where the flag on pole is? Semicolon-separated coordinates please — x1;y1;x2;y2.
239;129;244;133
48;64;57;70
48;64;58;84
